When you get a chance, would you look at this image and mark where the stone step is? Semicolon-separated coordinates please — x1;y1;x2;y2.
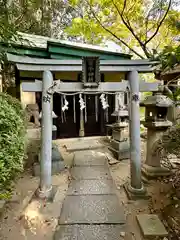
54;224;126;240
74;150;107;166
66;141;105;153
71;166;111;180
67;179;116;195
59;195;125;225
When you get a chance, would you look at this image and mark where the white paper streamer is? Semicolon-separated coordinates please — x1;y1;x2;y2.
100;94;109;110
62;96;69;112
79;94;86;110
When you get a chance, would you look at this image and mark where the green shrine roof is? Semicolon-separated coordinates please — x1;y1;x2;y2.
3;32;131;60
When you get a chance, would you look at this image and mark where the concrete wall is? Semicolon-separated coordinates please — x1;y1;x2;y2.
20;81;36;108
104;72;125;82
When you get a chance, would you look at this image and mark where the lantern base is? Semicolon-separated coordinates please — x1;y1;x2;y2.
109;139;130;160
142;164;171;179
34;144;65;176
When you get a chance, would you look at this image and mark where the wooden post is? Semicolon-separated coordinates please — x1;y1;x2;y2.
79;109;85;137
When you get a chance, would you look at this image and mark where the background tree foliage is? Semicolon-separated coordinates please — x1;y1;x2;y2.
0;0;79;90
0;0;77;40
66;0;180;59
153;45;180;71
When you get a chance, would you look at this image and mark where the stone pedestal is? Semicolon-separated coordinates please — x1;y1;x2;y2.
109;122;130;160
142;125;172;179
146;128;164;167
33;143;65;176
142;164;171;179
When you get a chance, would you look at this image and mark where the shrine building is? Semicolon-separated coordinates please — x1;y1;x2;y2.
1;32;156;138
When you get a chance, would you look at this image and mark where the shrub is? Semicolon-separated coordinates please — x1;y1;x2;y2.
0;93;26;199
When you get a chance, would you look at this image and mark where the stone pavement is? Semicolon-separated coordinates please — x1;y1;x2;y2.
54;150;126;240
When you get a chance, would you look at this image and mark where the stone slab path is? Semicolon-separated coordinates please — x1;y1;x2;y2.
54;150;126;240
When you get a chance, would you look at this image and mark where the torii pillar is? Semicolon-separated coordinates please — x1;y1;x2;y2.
124;71;147;199
37;70;53;199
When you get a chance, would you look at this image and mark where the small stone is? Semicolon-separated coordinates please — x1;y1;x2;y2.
173;196;178;201
175;204;179;208
136;214;168;237
120;232;125;237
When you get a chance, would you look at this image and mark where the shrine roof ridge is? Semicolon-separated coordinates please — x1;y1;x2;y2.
10;32;131;57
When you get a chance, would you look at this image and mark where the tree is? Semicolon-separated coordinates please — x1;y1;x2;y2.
0;0;77;39
66;0;180;59
0;0;79;90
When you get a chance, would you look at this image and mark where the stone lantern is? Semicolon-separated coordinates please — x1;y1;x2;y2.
109;93;130;160
141;92;173;178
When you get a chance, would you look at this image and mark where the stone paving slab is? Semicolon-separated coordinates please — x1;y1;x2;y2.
67;179;115;195
59;195;125;224
74;150;107;166
71;166;111;180
136;214;168;237
54;224;126;240
66;141;105;152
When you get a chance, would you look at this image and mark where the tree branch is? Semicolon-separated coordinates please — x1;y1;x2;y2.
86;2;144;59
112;0;143;44
145;0;172;45
111;0;151;58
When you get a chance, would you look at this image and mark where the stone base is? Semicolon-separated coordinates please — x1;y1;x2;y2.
142;164;171;179
36;185;57;201
111;139;129;151
109;140;130;160
109;147;130;160
33;161;65;177
124;182;149;200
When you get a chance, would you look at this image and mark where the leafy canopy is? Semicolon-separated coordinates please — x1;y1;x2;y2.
66;0;180;58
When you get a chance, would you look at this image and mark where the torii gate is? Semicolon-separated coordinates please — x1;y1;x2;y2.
7;53;160;199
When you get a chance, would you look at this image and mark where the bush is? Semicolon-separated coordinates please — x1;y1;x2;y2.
0;93;26;199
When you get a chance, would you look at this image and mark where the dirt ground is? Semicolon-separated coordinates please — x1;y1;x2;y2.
0;138;180;239
109;139;180;240
0;170;70;240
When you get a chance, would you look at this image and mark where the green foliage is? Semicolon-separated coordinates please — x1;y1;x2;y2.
153;45;180;71
162;124;180;157
0;93;26;199
0;0;78;42
66;0;180;58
